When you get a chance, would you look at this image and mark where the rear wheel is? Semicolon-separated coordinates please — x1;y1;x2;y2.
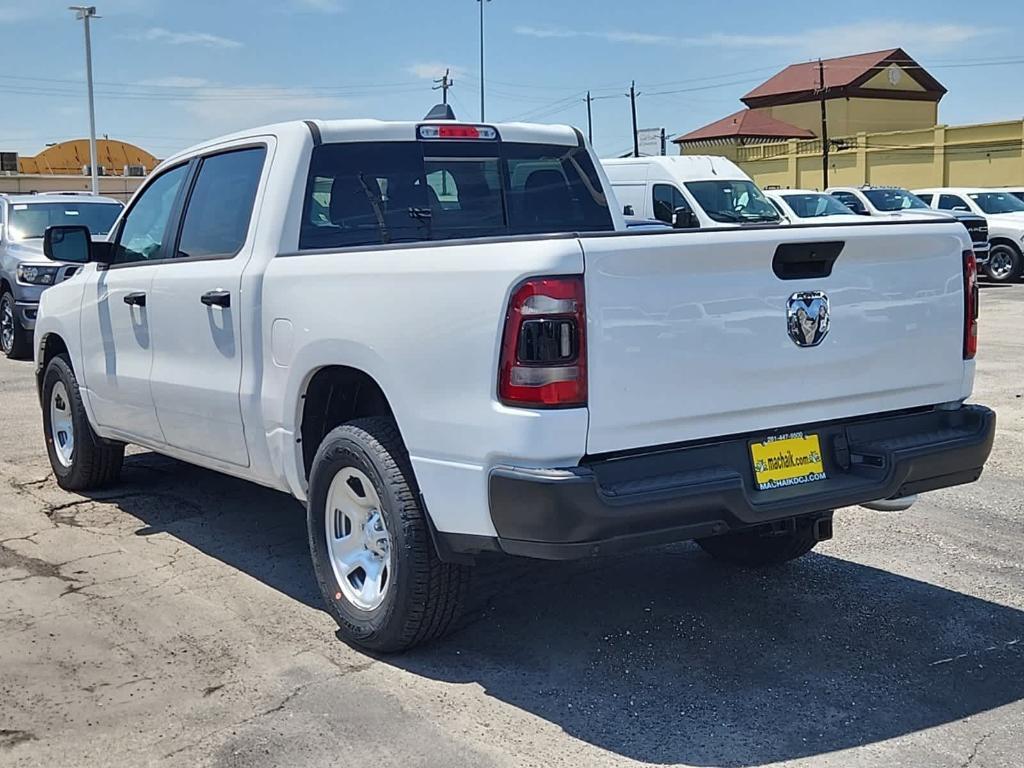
307;417;471;652
696;519;826;566
985;243;1022;283
0;291;31;360
41;354;124;490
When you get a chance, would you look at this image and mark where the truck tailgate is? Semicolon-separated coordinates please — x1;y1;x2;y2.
581;222;971;455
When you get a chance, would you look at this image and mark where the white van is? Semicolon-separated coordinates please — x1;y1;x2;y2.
601;155;781;228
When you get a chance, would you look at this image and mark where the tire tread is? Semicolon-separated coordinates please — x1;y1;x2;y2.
310;417;471;652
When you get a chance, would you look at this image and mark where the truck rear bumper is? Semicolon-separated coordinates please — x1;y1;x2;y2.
485;405;995;560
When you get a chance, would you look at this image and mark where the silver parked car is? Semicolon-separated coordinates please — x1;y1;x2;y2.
0;193;123;358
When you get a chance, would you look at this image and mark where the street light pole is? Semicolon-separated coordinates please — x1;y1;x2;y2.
477;0;491;122
70;5;100;195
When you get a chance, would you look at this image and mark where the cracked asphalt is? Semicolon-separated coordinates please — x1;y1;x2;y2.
1;284;1022;768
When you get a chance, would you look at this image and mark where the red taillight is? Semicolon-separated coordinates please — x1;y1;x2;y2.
963;249;978;360
498;276;587;408
439;125;479;139
417;124;498;140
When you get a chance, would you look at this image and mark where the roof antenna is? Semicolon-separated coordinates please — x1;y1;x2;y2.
424;104;457;120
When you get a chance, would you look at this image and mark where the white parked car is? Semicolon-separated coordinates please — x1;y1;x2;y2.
913;188;1024;282
34;115;995;652
765;189;867;225
602;155;781;229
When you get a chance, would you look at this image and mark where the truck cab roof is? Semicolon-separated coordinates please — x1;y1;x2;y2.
160;118;584;171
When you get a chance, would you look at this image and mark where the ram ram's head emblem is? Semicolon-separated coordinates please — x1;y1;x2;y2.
786;291;830;348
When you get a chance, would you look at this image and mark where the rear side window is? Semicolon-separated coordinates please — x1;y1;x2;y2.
831;191;865;214
937;194;968;211
299;140;613;250
176;147;266;259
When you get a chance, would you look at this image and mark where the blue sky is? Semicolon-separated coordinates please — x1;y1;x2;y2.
1;0;1022;160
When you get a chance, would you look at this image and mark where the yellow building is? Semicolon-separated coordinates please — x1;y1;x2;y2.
0;138;156;201
17;138;158;176
674;48;1024;190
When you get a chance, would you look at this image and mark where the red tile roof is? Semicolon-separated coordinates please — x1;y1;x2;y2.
741;48;945;107
674;108;815;143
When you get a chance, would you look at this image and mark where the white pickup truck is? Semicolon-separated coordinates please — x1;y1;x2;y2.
34;115;995;652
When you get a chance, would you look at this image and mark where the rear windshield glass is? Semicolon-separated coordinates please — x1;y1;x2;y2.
781;193;856;218
8;202;123;240
862;189;928;211
300;140;613;249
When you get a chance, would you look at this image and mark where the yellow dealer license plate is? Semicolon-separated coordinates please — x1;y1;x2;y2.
750;432;827;491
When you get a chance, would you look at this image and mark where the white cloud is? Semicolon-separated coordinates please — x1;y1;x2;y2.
406;62;466;81
137;76;212;88
135;27;243;49
179;84;349;135
514;25;578;39
291;0;344;12
515;21;990;56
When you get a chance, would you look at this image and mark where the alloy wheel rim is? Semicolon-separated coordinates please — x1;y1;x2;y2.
989;249;1013;280
49;381;75;468
324;467;392;611
0;297;13;353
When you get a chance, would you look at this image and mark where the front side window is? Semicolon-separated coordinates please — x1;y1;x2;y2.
652;184;690;224
299;140;613;250
863;188;928;211
113;164;189;264
176;147;266;259
8;202;123;241
781;193;856;219
683;180;779;224
968;192;1024;215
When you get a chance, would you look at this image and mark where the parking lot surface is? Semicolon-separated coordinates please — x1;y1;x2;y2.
1;285;1022;768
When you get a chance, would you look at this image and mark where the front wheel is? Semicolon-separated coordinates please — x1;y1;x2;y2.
41;354;124;490
985;243;1022;283
696;520;825;566
0;291;31;360
307;417;471;653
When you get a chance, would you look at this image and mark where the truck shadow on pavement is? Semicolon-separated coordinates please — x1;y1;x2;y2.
108;452;1024;768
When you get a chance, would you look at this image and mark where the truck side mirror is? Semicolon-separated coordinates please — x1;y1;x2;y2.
44;225;112;265
673;207;698;229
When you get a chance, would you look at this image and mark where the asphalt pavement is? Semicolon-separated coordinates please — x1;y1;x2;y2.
1;283;1022;768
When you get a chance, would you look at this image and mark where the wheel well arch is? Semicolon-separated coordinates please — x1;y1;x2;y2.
989;237;1023;255
35;332;70;400
298;365;399;480
0;277;11;296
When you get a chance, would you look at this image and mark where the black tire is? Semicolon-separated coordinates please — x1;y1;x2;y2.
0;291;31;360
985;243;1022;283
307;417;471;653
41;354;124;491
696;523;821;566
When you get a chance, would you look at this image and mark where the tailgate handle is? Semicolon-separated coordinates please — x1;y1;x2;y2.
773;241;844;280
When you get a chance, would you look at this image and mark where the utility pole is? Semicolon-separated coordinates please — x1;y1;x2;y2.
433;68;453;105
818;58;830;189
477;0;491;121
585;91;593;145
629;81;640;158
70;5;100;195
